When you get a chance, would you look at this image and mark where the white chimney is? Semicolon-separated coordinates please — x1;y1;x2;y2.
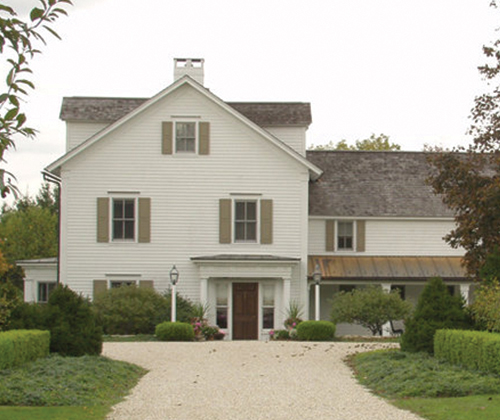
174;58;204;85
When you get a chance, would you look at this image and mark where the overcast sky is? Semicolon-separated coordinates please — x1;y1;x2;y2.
2;0;499;201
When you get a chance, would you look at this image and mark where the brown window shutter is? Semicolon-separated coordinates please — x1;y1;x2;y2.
138;197;151;243
326;220;335;252
93;280;107;298
219;199;232;244
162;122;173;154
199;122;210;155
356;220;366;252
139;280;154;289
97;198;110;243
260;199;273;244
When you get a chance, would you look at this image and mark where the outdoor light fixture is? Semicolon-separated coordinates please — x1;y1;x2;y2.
170;265;179;285
313;263;322;285
169;265;179;322
313;263;322;321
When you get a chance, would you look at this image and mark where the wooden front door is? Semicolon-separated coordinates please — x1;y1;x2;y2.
232;283;259;340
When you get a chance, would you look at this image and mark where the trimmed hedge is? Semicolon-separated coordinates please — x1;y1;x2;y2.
435;329;500;375
0;330;50;370
155;322;194;341
296;320;336;341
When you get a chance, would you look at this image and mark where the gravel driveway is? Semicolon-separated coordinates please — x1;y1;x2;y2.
103;341;423;420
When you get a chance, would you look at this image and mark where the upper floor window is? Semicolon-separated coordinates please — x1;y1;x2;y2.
235;200;257;242
325;220;365;252
175;122;196;153
113;198;135;240
337;221;353;250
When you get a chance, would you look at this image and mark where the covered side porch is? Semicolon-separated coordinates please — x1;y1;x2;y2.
307;256;473;336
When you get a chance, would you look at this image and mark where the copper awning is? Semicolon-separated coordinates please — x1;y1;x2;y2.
308;256;466;281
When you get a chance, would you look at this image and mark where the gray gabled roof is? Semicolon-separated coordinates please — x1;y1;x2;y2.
306;151;453;218
60;97;312;127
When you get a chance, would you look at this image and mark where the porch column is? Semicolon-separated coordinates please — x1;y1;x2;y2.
200;278;208;306
460;284;471;305
283;277;291;319
381;283;391;336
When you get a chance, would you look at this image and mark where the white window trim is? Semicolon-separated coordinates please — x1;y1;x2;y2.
109;194;139;243
335;220;356;252
174;121;198;154
233;198;260;244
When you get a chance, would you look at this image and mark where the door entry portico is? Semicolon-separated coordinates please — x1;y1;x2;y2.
232;282;258;340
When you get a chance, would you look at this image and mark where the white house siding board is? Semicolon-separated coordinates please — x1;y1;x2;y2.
23;265;57;302
60;84;308;303
265;126;307;156
308;218;463;256
66;121;109;151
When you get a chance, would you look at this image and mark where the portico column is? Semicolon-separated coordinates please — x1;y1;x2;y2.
200;278;208;306
283;277;291;321
460;284;471;305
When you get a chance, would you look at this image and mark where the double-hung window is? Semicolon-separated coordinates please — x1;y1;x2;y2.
216;284;228;329
175;122;196;153
262;284;275;329
38;282;56;303
235;200;257;242
337;221;354;250
112;198;135;240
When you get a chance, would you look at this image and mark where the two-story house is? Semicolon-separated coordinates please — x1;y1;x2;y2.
21;59;472;338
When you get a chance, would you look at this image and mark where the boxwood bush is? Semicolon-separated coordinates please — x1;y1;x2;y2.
0;330;50;369
155;322;194;341
296;320;336;341
93;286;194;335
435;329;500;375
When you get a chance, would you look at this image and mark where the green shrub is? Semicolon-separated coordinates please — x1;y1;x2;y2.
401;277;472;354
330;285;411;336
296;320;336;341
435;329;500;375
0;330;50;369
0;281;22;331
7;302;48;330
155;322;194;341
93;286;194;335
270;329;290;340
47;285;102;356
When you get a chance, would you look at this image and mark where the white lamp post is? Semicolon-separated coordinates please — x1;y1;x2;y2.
313;263;322;321
170;265;179;322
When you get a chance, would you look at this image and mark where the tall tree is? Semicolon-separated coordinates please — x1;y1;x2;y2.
427;5;500;277
310;133;400;151
0;0;72;197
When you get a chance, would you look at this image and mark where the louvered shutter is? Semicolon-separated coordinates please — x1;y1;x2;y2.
260;199;273;244
162;122;173;154
199;122;210;155
138;197;151;243
97;198;110;243
219;199;232;244
326;220;335;252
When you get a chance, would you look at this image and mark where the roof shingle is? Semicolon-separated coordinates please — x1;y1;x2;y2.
60;97;312;127
306;151;453;218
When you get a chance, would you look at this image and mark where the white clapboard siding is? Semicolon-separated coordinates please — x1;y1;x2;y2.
308;218;464;256
265;126;307;156
66;122;109;151
60;84;309;301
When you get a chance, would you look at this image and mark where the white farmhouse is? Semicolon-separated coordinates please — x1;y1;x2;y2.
21;59;472;338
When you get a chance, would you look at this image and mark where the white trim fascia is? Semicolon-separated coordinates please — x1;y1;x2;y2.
309;215;456;222
191;259;301;266
46;76;323;180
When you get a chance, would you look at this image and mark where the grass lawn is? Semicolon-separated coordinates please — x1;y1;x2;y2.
394;395;500;420
351;349;500;420
0;406;109;420
0;354;146;420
